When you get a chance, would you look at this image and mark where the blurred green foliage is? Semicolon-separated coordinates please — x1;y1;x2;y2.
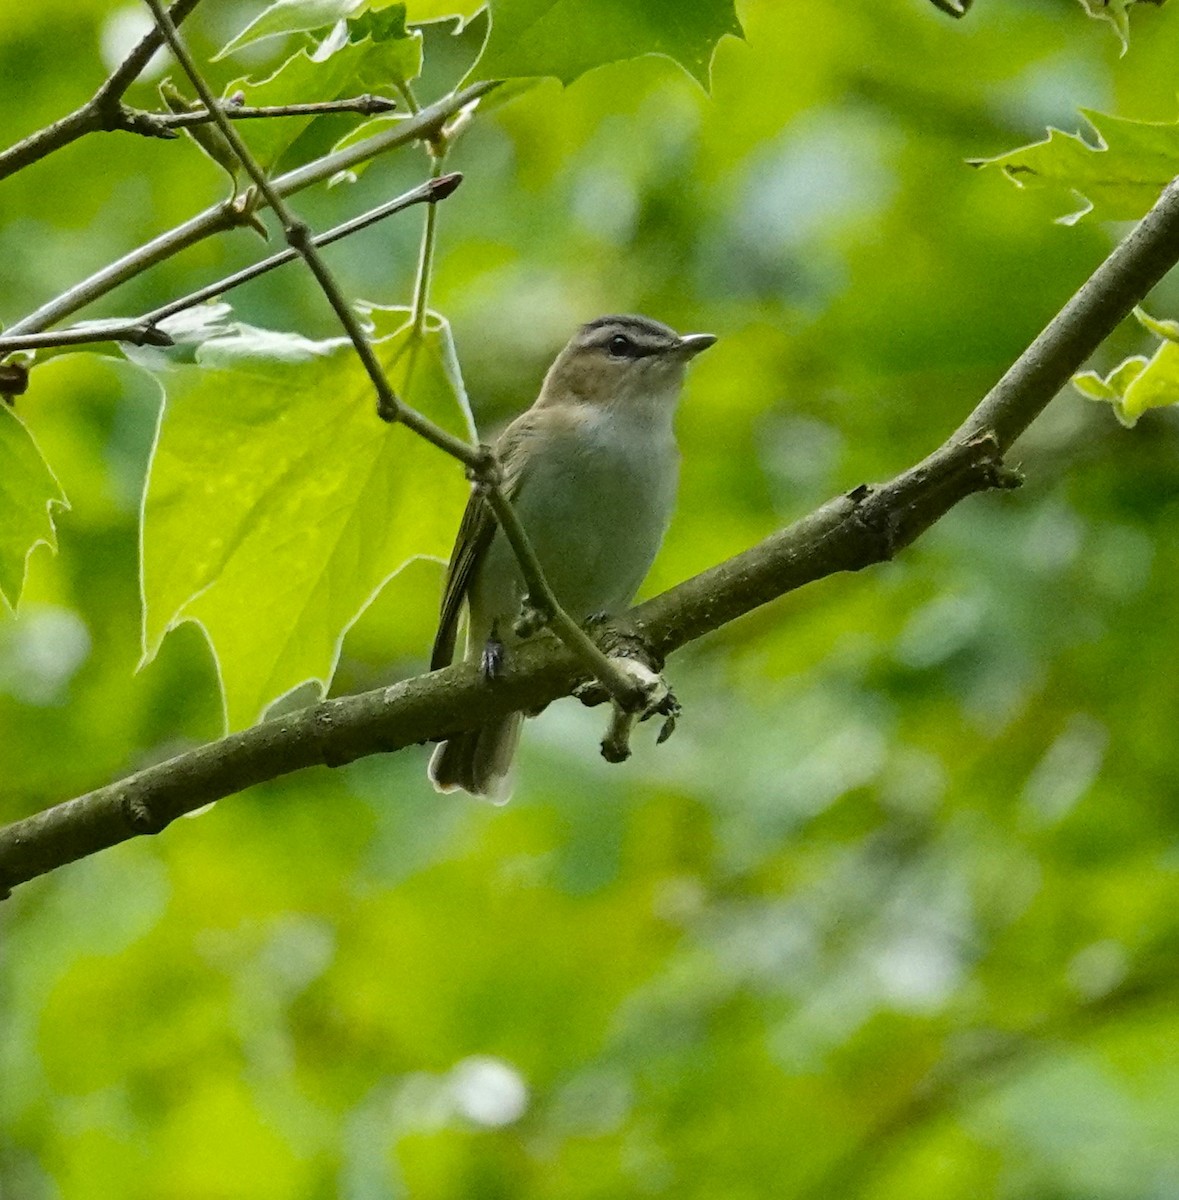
4;1;1179;1197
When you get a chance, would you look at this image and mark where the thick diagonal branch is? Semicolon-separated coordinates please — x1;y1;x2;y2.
3;179;1178;897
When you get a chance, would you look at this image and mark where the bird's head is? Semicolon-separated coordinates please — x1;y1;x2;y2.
538;314;716;414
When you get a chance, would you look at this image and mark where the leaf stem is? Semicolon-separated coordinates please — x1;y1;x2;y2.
411;155;447;339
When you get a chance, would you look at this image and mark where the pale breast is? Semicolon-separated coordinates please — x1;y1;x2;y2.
472;405;679;637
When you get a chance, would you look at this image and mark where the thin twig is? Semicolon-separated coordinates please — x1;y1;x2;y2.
143;0;480;465
3;81;497;339
143;0;642;713
484;486;648;709
0;322;174;355
0;0;203;181
0;176;462;356
152;94;397;128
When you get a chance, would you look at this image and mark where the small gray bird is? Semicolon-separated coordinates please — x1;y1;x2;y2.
428;314;716;801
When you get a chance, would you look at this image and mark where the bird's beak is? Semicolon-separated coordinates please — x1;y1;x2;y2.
675;333;717;358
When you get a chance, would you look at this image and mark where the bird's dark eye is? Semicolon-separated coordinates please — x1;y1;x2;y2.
607;334;635;358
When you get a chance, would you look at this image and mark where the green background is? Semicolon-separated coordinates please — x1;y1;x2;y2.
4;0;1179;1195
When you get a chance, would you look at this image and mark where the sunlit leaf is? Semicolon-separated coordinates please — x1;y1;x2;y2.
466;0;743;88
0;405;67;609
222;10;421;171
972;108;1179;224
1073;309;1179;426
139;305;475;729
215;0;366;59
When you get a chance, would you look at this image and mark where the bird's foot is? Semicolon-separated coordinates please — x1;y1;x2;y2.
513;593;551;639
598;658;680;764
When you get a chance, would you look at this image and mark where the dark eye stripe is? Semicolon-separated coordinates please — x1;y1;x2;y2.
600;330;661;358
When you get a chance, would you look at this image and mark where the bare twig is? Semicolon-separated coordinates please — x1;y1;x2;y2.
3;80;496;340
145;0;649;714
0;175;462;357
0;0;202;181
152;93;397;128
484;485;649;709
144;0;480;465
0;322;175;355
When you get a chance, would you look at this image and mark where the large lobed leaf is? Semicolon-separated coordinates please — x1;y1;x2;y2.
972;108;1179;225
467;0;743;88
0;405;67;610
139;306;474;730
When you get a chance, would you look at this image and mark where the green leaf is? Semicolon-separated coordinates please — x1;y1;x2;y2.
215;0;366;59
1133;305;1179;343
139;305;475;729
972;108;1179;225
0;404;68;609
222;9;421;172
1073;310;1179;427
466;0;743;88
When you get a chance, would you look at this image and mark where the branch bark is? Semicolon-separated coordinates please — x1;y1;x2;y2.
0;0;203;181
2;167;1177;894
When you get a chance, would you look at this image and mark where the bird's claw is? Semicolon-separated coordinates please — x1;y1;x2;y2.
513;594;550;639
597;657;680;764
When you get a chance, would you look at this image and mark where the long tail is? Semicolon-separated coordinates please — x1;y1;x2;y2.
428;713;523;804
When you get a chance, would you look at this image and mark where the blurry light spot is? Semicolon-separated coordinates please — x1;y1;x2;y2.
101;7;169;78
760;414;843;502
1021;501;1083;574
1022;715;1107;824
873;932;961;1012
548;1068;632;1136
895;593;986;670
0;606;91;705
1090;525;1153;599
571;166;639;243
450;1056;528;1128
739;112;900;247
878;747;946;815
1068;940;1129;1000
795;722;886;810
651;875;706;924
257;916;336;993
993;54;1112;131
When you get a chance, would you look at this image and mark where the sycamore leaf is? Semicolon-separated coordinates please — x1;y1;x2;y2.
215;0;366;59
221;8;421;171
466;0;743;89
971;108;1179;225
0;405;68;609
139;305;475;730
1073;309;1179;427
